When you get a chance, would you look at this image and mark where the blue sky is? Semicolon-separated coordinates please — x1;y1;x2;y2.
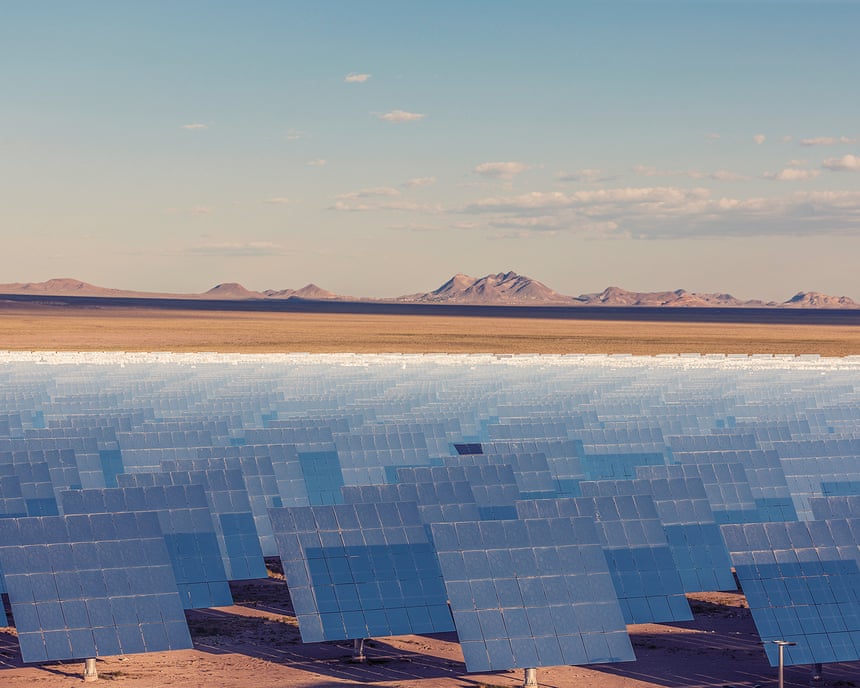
3;1;860;300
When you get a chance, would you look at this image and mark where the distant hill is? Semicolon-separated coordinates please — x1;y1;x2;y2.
263;284;343;300
0;278;347;301
397;273;860;308
0;275;857;308
399;271;575;304
574;286;767;308
783;291;859;308
0;278;174;299
205;283;266;299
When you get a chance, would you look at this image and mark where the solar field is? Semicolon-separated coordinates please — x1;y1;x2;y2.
1;350;860;685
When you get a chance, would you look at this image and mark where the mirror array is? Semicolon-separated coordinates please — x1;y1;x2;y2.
269;501;454;642
59;484;232;609
430;516;634;670
0;512;191;662
515;495;692;624
722;520;860;666
0;352;859;673
581;473;737;592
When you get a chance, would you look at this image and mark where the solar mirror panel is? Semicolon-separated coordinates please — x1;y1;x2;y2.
768;439;860;519
430;516;634;672
269;501;454;643
202;442;312;508
672;448;798;521
827;518;860;572
454;443;483;455
397;464;521;520
809;495;860;520
0;452;60;517
517;496;692;623
0;512;191;662
585;475;736;592
59;485;233;609
26;431;104;490
0;472;27;597
580;451;666;481
0;472;28;518
820;480;860;497
340;480;481;524
667;433;759;452
722;521;860;667
297;449;344;506
447;451;559;497
638;462;760;524
115;472;172;488
117;468;267;580
480;439;585;486
162;456;282;556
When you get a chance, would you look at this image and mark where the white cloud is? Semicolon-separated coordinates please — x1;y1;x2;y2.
181;123;208;130
403;176;436;188
474;161;530;180
264;197;291;205
633;165;656;176
763;168;820;181
823;154;860;172
465;186;711;214
800;136;856;146
753;133;766;145
286;129;305;141
337;186;401;200
306;159;327;167
708;170;750;182
490;216;621;237
185;241;286;257
635;165;748;182
782;135;793;143
388;223;438;232
557;169;609;183
490;216;563;230
466;191;570;212
331;199;440;213
688;169;750;182
344;72;371;83
705;133;721;140
166;206;214;216
378;110;425;123
459;186;860;238
633;165;668;177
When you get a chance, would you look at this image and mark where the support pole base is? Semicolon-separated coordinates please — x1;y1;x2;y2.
811;662;823;682
83;657;98;682
350;638;366;663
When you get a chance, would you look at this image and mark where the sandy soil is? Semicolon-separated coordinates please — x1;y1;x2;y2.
1;306;860;355
0;581;854;688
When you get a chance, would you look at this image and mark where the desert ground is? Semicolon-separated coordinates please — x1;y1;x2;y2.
1;305;860;355
1;304;859;686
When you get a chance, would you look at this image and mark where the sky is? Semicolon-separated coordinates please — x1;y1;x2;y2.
2;1;860;301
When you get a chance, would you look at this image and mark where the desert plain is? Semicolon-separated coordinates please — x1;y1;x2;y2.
1;303;859;687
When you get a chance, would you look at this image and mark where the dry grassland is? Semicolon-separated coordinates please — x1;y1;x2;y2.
1;306;860;355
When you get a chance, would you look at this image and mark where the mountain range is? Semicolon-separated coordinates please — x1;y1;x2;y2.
0;274;857;309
